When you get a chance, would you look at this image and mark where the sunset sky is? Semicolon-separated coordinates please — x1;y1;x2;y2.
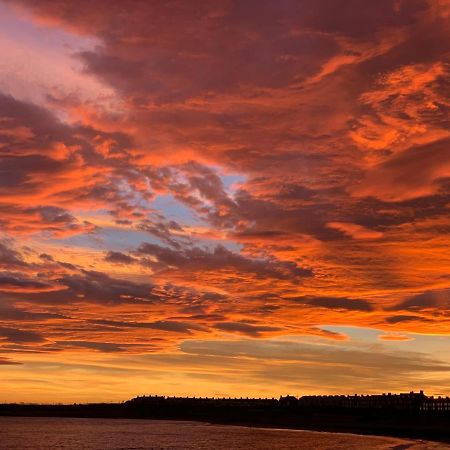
0;0;449;403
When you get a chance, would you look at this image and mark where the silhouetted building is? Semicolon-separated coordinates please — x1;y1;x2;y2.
279;395;298;408
127;395;278;410
297;391;426;410
125;390;450;414
420;395;450;411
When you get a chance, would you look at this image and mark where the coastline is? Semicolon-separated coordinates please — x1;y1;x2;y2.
1;411;450;446
192;416;450;445
208;424;439;450
2;416;445;450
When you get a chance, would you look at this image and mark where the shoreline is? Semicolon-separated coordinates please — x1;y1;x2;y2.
201;417;450;445
1;413;449;446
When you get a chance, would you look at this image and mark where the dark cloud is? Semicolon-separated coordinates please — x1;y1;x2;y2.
0;304;66;321
55;340;124;352
54;271;157;305
292;296;374;312
137;218;186;249
0;357;21;365
136;242;312;280
395;289;450;311
0;326;45;343
90;319;206;334
3;270;158;305
214;321;282;337
9;0;430;101
104;251;138;265
355;137;450;202
0;273;59;292
0;242;27;269
385;315;434;324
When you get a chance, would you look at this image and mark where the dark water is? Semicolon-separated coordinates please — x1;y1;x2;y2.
0;417;448;449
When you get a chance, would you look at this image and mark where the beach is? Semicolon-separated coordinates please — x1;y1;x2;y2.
0;417;448;450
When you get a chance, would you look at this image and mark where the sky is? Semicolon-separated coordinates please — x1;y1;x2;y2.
0;0;449;403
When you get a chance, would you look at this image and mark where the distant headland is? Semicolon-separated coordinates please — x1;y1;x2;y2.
2;391;450;442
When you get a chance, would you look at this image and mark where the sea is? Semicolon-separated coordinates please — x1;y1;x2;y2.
0;417;448;449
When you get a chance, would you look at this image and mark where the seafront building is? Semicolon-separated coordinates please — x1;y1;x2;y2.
128;391;450;412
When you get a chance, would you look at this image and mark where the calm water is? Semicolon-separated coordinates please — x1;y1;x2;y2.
0;417;448;450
